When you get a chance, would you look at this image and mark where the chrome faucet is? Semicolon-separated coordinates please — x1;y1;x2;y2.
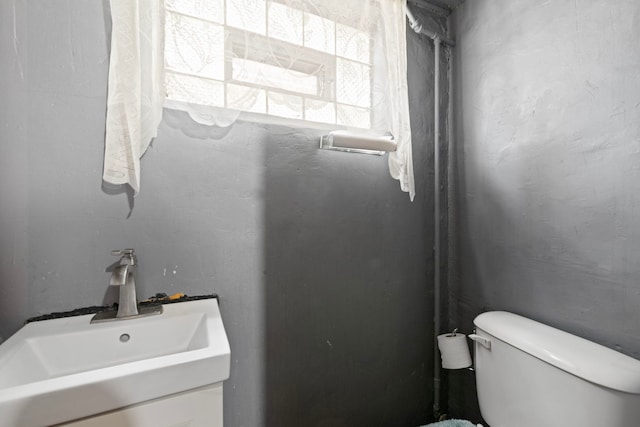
91;248;163;323
110;248;139;318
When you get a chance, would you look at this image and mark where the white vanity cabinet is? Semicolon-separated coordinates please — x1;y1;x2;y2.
60;383;223;427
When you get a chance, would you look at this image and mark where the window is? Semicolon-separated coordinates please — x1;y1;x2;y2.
164;0;378;129
104;0;413;199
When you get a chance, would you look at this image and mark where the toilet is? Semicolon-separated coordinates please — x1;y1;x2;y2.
468;311;640;427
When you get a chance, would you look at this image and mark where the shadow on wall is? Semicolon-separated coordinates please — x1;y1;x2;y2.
260;19;438;427
447;163;640;423
448;36;640;418
262;123;433;426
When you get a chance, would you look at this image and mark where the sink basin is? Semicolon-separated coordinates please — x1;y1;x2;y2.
0;298;230;427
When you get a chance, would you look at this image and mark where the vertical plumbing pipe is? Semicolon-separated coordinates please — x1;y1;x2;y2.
432;35;442;420
406;6;454;420
446;17;455;362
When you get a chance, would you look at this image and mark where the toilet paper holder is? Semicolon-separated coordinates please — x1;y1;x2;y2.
439;328;489;372
437;328;492;371
438;328;473;370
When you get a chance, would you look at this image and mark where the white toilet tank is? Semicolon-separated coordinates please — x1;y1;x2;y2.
471;311;640;427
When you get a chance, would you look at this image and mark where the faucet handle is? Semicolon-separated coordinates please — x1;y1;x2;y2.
111;248;135;256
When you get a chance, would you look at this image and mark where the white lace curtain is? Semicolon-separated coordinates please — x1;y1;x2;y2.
103;0;164;193
103;0;414;200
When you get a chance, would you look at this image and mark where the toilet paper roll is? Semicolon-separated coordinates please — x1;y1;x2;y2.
437;333;472;369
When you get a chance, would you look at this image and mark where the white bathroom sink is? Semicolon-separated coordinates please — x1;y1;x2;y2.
0;298;230;427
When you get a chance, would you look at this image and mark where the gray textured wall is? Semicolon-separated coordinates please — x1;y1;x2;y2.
0;1;438;426
450;0;640;421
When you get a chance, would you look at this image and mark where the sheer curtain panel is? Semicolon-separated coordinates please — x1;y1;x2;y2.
103;0;165;193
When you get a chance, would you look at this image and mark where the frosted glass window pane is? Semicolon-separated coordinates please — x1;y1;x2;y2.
336;58;370;108
232;58;318;95
227;83;267;113
337;104;370;128
304;13;335;54
305;99;336;124
227;0;266;35
337;23;370;64
268;3;303;46
268;92;303;119
166;72;225;107
165;0;223;24
163;0;382;129
165;12;224;80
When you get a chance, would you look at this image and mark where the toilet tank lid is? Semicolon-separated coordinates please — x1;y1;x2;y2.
474;311;640;394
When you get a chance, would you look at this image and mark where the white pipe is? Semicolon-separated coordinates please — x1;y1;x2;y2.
407;0;450;19
406;5;455;420
406;6;456;47
405;7;423;33
433;35;442;420
446;16;455;361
